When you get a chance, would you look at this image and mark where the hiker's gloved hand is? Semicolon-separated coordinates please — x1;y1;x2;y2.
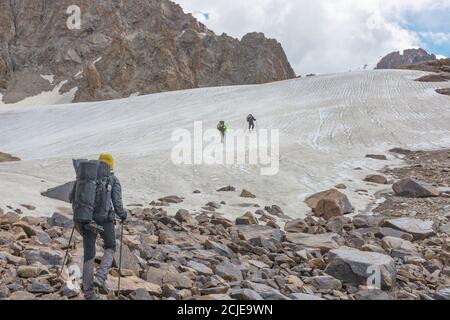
119;212;127;222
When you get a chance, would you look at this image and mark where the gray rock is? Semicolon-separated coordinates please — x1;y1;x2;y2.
289;293;325;300
130;288;155;300
354;289;392;300
310;276;342;291
229;289;264;300
214;262;244;282
9;291;36;300
27;280;54;294
364;175;388;184
325;246;396;290
392;179;440;198
384;218;435;240
439;223;450;235
60;283;80;298
381;236;418;258
0;285;10;299
186;261;213;276
204;240;237;259
242;281;290;300
285;232;344;253
434;288;450;300
22;248;63;266
284;219;309;233
48;212;74;229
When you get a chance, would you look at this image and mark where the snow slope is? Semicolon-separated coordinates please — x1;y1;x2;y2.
1;70;450;219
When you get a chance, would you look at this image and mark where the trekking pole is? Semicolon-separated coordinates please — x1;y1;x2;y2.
117;221;124;298
58;225;75;277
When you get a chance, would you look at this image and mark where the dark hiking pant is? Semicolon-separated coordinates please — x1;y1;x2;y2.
77;221;116;300
248;121;255;131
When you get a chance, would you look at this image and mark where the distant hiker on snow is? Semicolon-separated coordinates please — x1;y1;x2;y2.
217;120;227;143
247;114;256;132
70;153;127;300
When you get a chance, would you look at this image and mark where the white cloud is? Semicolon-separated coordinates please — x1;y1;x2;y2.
419;32;450;45
174;0;450;75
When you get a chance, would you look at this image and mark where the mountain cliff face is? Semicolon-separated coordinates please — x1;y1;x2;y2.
0;0;296;104
375;48;436;70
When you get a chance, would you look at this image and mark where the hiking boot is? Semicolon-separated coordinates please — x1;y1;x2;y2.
85;221;104;235
93;276;110;295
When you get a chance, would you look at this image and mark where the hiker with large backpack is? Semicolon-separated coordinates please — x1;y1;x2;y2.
217;120;227;143
70;153;127;300
247;114;256;132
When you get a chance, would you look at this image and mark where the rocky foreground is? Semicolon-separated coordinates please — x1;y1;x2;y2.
1;149;450;300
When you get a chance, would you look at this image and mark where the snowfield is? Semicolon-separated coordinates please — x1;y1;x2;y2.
1;70;450;219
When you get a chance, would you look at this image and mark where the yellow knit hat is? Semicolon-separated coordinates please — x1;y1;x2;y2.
99;153;114;170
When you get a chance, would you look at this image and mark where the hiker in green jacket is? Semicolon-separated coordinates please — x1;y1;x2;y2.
217;121;227;143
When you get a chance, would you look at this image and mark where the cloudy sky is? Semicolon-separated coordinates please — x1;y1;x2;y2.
175;0;450;75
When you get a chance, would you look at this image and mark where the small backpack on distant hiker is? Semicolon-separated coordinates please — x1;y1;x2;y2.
70;159;113;234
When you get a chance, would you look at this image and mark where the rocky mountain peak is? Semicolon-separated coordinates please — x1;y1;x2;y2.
376;48;436;70
0;0;296;104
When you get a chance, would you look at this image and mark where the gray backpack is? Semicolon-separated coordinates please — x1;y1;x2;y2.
70;160;112;224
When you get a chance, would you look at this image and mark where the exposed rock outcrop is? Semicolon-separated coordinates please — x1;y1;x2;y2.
0;0;295;104
376;48;436;70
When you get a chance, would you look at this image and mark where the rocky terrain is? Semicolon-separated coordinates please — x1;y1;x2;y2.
1;149;449;300
399;58;450;96
0;0;295;104
0;152;20;162
376;48;436;70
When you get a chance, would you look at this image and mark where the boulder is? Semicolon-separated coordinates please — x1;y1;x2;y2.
289;293;325;300
242;281;290;300
229;289;263;300
0;212;21;225
236;225;284;242
305;189;353;217
381;237;418;258
27;280;54;294
392;179;439;198
48;212;73;229
146;266;193;289
130;288;155;300
284;219;309;233
236;212;258;225
365;154;387;160
9;291;36;300
217;185;236;192
106;276;162;296
310;275;342;291
240;189;256;198
384;218;435;240
325;246;396;290
354;289;392;300
17;265;49;278
434;288;450;300
13;221;37;237
22;248;63;266
214;262;244;282
0;285;10;299
175;209;198;225
285;232;344;253
204;240;237;259
113;243;141;276
364;175;388;184
158;195;184;204
186;261;213;276
440;223;450;235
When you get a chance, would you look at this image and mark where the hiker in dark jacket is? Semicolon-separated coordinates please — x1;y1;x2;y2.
77;153;127;300
247;114;256;132
217;121;227;143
